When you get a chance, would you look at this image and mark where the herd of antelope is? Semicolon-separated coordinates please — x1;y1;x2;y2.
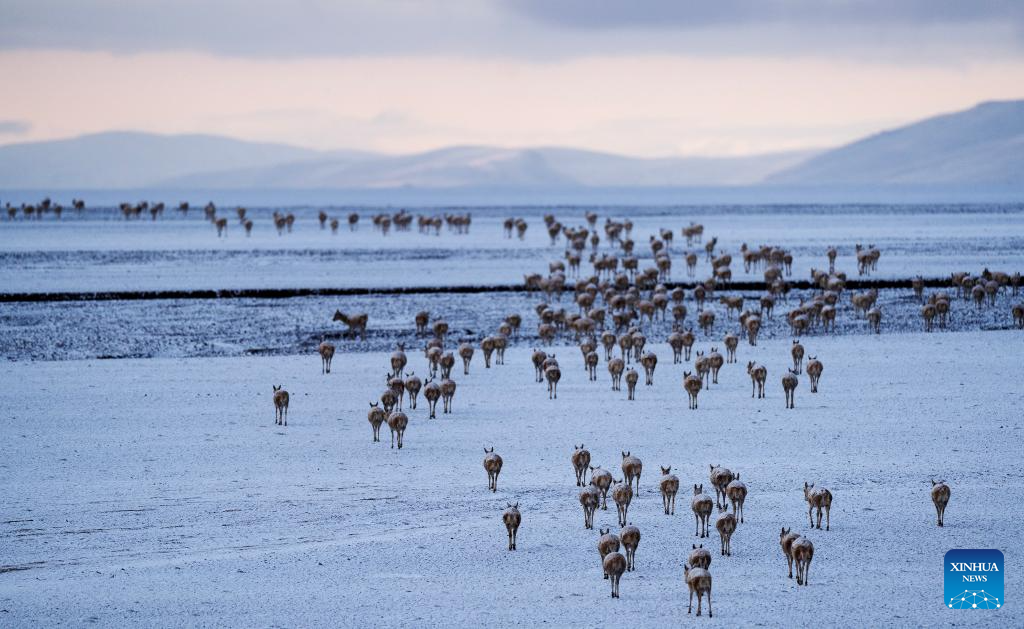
252;212;991;610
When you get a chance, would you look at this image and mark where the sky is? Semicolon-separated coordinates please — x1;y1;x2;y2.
0;0;1022;157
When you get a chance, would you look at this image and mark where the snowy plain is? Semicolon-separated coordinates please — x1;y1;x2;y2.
1;203;1023;628
1;333;1022;627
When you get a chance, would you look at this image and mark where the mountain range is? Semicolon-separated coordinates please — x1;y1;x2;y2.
0;101;1020;190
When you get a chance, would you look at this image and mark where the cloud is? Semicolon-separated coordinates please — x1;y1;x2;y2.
0;0;1021;62
0;120;31;135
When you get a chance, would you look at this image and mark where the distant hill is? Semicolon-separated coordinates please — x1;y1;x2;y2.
2;101;1022;190
767;101;1024;185
159;145;819;189
0;132;338;188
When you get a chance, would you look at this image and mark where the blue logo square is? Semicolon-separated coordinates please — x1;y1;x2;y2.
945;549;1004;609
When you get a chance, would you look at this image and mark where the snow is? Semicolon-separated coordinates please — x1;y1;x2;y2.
2;332;1021;626
1;205;1022;292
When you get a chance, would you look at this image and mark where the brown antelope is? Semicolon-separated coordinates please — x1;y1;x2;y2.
625;368;638;400
726;475;747;523
545;364;561;399
455;342;473;375
601;330;616;360
423;379;441;419
716;513;736;556
272;385;289;426
440;378;457;413
387;372;405;410
483;447;503;492
367;402;385;441
438;350;456;380
612;479;633;527
746;315;761;346
681;328;696;360
791;340;804;374
414;310;429;335
580;485;601;529
692;484;713;538
806;357;823;393
380;387;397;415
215;217;228;237
867;306;882;333
1012;303;1024;329
620;524;640;572
782;369;799;409
709;465;734;510
481;336;497;367
804;482;833;530
921;303;937;331
597;528;621;578
387;410;408;449
608;357;625;390
708;348;724;385
689;543;711;570
684;564;713;617
318;341;335;374
390;343;407;376
404;373;422;409
572;445;591;486
660;466;679;515
694;351;710;389
747;362;767;399
604;552;627;598
683;371;702;409
585;351;599;381
332;310;368;340
640;351;657;385
668;330;685;363
591;466;613;510
502;503;521;551
791;536;814;585
531;348;547;382
617;333;633;364
780;527;801;579
723;333;738;363
698;310;715;335
621;451;642;494
931;479;951;527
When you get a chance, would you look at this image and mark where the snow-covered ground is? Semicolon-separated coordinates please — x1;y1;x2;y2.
2;332;1021;626
1;205;1022;292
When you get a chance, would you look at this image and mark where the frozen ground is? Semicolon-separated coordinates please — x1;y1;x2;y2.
1;286;1021;361
1;205;1023;292
1;332;1021;627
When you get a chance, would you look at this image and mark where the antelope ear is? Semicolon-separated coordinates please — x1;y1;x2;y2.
514;502;518;509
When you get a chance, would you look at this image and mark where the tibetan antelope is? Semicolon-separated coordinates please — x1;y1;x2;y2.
806;357;823;393
726;474;747;523
660;466;679;515
272;385;289;426
318;341;335;374
716;513;736;556
791;536;814;585
684;564;713;617
387;410;408;449
782;369;798;409
692;484;713;538
502;503;521;551
483;447;503;492
598;528;620;578
367;402;385;441
683;371;702;409
571;445;591;486
804;482;833;530
931;479;951;527
580;485;601;529
709;464;734;511
747;362;767;399
591;466;613;510
604;552;627;598
612;479;633;527
620;524;640;572
791;340;804;374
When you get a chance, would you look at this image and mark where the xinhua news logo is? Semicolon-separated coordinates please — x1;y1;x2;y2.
944;549;1003;609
